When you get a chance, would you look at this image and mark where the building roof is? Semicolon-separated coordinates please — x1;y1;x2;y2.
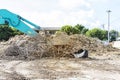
42;27;61;30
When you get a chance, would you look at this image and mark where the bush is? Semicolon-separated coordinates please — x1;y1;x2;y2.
60;25;73;35
86;28;107;40
60;24;88;35
0;25;23;41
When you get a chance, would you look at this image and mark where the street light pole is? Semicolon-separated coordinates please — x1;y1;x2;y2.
107;10;111;43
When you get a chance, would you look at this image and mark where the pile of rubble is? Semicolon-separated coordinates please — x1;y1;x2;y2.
47;32;117;57
0;33;48;60
0;32;117;60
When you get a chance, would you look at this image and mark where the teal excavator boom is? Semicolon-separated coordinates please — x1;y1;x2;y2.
0;9;41;37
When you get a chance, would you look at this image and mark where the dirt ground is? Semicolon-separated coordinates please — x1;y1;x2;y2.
0;51;120;80
0;33;120;80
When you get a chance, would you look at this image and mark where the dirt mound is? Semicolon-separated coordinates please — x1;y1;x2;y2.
47;32;117;57
0;33;48;60
0;32;117;60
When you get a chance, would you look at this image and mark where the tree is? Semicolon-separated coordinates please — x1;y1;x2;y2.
81;28;89;34
86;28;107;40
110;30;119;41
72;26;80;34
74;24;84;31
60;24;88;35
60;25;73;35
73;24;85;34
0;25;23;41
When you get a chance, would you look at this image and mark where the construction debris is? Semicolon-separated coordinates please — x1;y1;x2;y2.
47;32;117;58
73;49;88;58
0;33;48;60
0;32;118;60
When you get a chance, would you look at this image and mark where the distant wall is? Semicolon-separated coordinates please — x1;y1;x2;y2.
112;41;120;49
42;27;61;34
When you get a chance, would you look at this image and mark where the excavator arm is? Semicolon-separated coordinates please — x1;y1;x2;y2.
0;9;41;37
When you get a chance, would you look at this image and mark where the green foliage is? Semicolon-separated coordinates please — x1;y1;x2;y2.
72;27;80;34
74;24;84;33
60;24;119;41
86;28;107;40
60;25;73;35
0;25;23;41
110;30;119;41
60;24;88;35
81;28;89;34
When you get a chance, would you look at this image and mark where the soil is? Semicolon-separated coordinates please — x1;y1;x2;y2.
0;51;120;80
0;32;120;80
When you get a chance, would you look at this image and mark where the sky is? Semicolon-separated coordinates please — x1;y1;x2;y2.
0;0;120;31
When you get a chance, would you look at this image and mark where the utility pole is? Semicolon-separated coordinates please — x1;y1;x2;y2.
107;10;111;43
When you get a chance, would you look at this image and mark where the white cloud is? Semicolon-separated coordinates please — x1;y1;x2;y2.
88;0;108;3
9;0;93;28
20;9;94;27
59;0;91;10
90;21;101;28
0;0;96;28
